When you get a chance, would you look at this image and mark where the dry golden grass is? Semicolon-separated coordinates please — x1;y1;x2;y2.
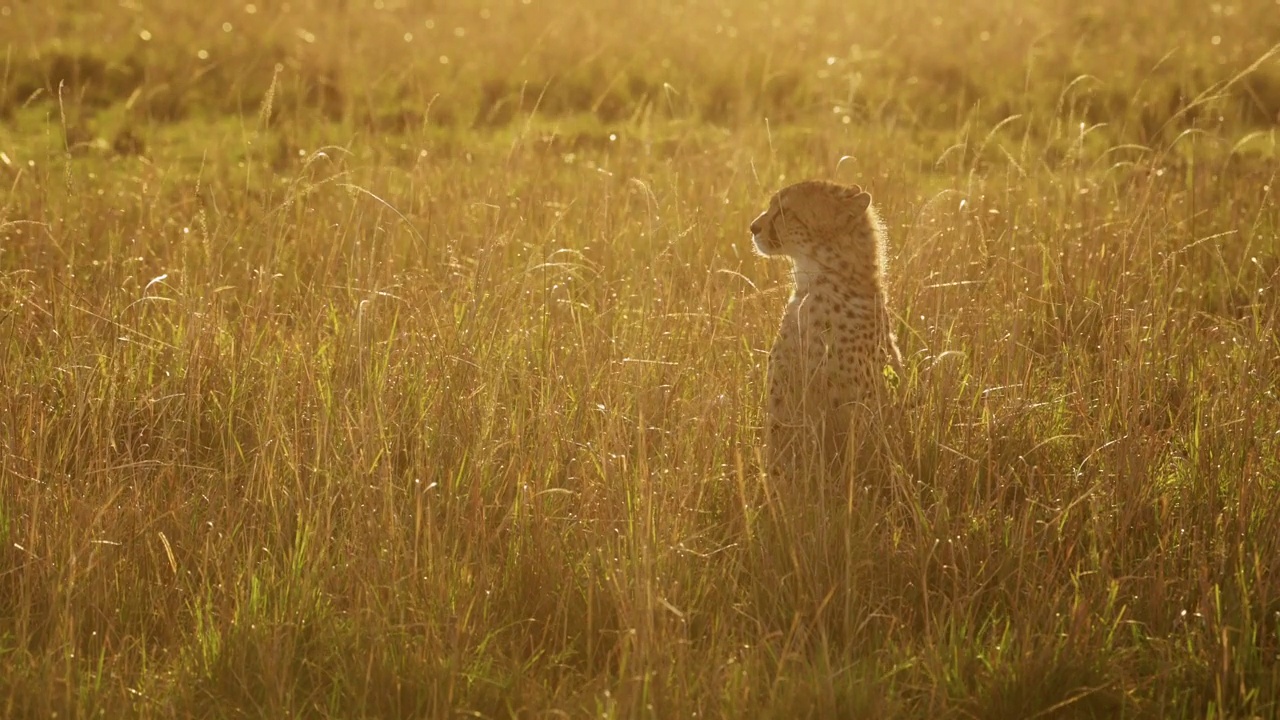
2;0;1280;717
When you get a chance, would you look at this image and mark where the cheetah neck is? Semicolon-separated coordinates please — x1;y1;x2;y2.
789;254;882;298
789;255;828;291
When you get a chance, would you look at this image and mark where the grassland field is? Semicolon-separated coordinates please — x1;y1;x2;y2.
2;0;1280;717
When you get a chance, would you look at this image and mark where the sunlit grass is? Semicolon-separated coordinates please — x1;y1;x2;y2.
2;0;1279;717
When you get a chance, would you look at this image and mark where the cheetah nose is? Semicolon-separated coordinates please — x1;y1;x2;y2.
750;219;763;235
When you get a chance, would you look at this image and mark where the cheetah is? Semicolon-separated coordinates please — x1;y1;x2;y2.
750;179;903;483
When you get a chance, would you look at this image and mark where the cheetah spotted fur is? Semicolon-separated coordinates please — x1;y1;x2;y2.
750;179;903;482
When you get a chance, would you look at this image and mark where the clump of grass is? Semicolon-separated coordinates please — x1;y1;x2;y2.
2;0;1280;717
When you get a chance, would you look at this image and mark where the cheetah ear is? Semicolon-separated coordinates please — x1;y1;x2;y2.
849;191;872;215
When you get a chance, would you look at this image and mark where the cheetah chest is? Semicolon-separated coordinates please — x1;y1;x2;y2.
768;287;886;418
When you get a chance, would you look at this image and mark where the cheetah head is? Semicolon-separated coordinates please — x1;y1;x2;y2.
749;180;876;267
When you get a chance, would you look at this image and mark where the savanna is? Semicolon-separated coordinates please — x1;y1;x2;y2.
2;1;1279;717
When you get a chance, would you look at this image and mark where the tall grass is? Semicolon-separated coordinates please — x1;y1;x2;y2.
2;0;1279;717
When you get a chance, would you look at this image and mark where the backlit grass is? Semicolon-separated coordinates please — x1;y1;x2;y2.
2;0;1280;717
